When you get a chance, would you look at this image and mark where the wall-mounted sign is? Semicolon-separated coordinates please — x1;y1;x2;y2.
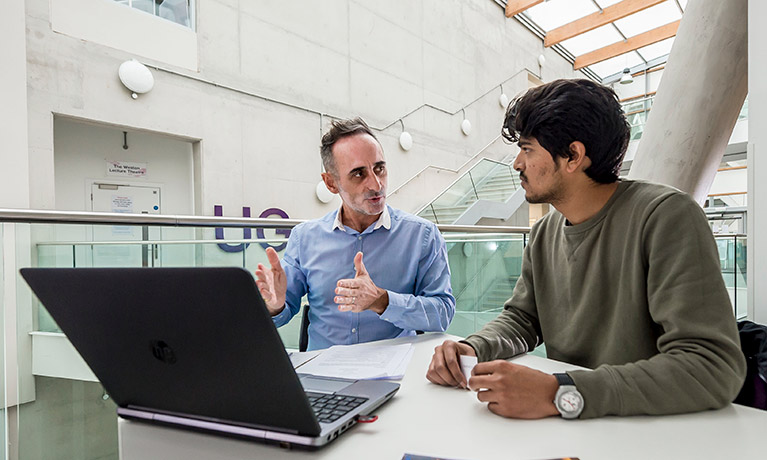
106;160;147;177
214;205;291;253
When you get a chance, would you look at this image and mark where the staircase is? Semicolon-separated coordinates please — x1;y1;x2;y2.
417;158;523;225
479;276;516;312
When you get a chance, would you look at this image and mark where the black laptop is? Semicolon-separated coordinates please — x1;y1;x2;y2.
21;267;400;448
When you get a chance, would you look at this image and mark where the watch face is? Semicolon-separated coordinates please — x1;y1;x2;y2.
559;390;583;413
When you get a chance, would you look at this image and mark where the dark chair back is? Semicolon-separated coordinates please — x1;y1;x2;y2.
734;320;767;410
299;304;310;352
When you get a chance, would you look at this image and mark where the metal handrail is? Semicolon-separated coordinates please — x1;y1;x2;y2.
388;135;503;196
0;208;530;234
414;156;518;217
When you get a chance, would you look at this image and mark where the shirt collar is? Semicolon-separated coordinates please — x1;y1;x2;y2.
333;205;391;232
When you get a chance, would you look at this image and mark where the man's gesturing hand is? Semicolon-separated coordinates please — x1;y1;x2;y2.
426;340;476;389
335;252;389;314
469;361;560;419
255;247;287;316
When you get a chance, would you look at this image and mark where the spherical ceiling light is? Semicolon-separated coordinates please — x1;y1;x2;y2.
461;118;472;136
499;92;510;108
315;180;335;203
118;59;154;99
399;131;413;151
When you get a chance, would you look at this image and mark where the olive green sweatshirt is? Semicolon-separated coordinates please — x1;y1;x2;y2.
463;180;746;419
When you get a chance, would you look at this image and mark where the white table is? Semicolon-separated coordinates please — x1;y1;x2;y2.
118;333;767;460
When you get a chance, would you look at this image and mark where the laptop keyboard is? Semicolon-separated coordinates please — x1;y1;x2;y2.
305;392;369;424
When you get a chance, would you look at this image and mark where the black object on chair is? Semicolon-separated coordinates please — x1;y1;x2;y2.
734;320;767;410
299;304;310;352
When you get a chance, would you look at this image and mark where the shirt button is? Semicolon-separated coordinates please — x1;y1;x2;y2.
351;328;356;333
357;236;362;240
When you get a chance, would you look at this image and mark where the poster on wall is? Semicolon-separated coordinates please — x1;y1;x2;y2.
106;160;147;177
111;194;134;236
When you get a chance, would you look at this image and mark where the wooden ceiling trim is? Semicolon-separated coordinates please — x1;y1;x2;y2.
544;0;667;47
573;20;680;70
505;0;544;18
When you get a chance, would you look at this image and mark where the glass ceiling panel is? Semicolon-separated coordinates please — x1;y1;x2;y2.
523;0;598;31
636;37;675;62
587;52;645;79
517;0;685;80
559;24;624;56
613;2;682;37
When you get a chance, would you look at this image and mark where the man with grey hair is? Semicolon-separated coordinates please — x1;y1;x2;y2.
256;117;455;350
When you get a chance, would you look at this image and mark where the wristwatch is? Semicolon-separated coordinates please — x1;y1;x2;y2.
553;373;584;419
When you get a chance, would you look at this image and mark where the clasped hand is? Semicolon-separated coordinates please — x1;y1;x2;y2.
426;340;560;419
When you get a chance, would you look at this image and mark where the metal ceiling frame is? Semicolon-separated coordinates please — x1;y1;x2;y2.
500;0;683;80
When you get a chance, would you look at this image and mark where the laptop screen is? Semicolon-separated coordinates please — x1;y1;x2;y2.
22;267;322;436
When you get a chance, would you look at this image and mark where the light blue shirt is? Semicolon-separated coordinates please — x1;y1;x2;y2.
272;205;455;351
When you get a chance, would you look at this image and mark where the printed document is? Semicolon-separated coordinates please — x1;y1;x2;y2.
297;343;414;380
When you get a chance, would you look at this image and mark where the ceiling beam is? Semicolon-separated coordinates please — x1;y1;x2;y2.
573;20;680;70
545;0;667;47
505;0;544;18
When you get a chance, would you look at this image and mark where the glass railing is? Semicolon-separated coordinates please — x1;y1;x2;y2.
0;210;748;459
0;209;532;460
621;95;654;141
621;95;748;141
417;158;519;224
444;233;525;338
0;223;6;459
715;234;747;319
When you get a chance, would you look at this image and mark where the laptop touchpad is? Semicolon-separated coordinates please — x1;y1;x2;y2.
300;376;354;393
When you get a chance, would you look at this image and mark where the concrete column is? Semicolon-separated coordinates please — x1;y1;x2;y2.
0;0;30;208
748;0;767;324
0;4;30;456
627;0;747;204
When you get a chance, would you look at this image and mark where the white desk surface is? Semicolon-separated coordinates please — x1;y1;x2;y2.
118;333;767;460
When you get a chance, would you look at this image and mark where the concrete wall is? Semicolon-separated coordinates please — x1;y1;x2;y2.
1;2;33;446
0;0;30;209
748;0;767;323
25;0;576;220
53;118;195;214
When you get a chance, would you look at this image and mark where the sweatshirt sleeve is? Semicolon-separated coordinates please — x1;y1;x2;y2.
570;193;746;418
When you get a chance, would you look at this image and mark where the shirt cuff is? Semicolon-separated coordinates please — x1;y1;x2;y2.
378;290;407;324
271;304;292;327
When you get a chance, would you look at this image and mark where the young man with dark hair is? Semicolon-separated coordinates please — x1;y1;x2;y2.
256;118;455;351
426;79;746;419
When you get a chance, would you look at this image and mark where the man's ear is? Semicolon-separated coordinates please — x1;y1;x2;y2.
566;141;590;173
321;172;339;194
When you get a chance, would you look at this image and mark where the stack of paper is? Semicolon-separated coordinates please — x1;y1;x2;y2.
296;343;414;380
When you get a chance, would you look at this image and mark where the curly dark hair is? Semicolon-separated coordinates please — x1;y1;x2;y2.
320;117;378;176
502;79;630;184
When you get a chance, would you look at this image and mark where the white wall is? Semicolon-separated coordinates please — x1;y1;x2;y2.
25;0;577;222
710;168;747;196
0;0;30;209
53;118;194;214
51;0;197;70
748;0;767;323
0;0;34;437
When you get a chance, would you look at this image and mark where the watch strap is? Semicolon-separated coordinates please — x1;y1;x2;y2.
554;372;575;387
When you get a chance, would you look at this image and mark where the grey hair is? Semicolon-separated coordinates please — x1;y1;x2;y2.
320;117;378;176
